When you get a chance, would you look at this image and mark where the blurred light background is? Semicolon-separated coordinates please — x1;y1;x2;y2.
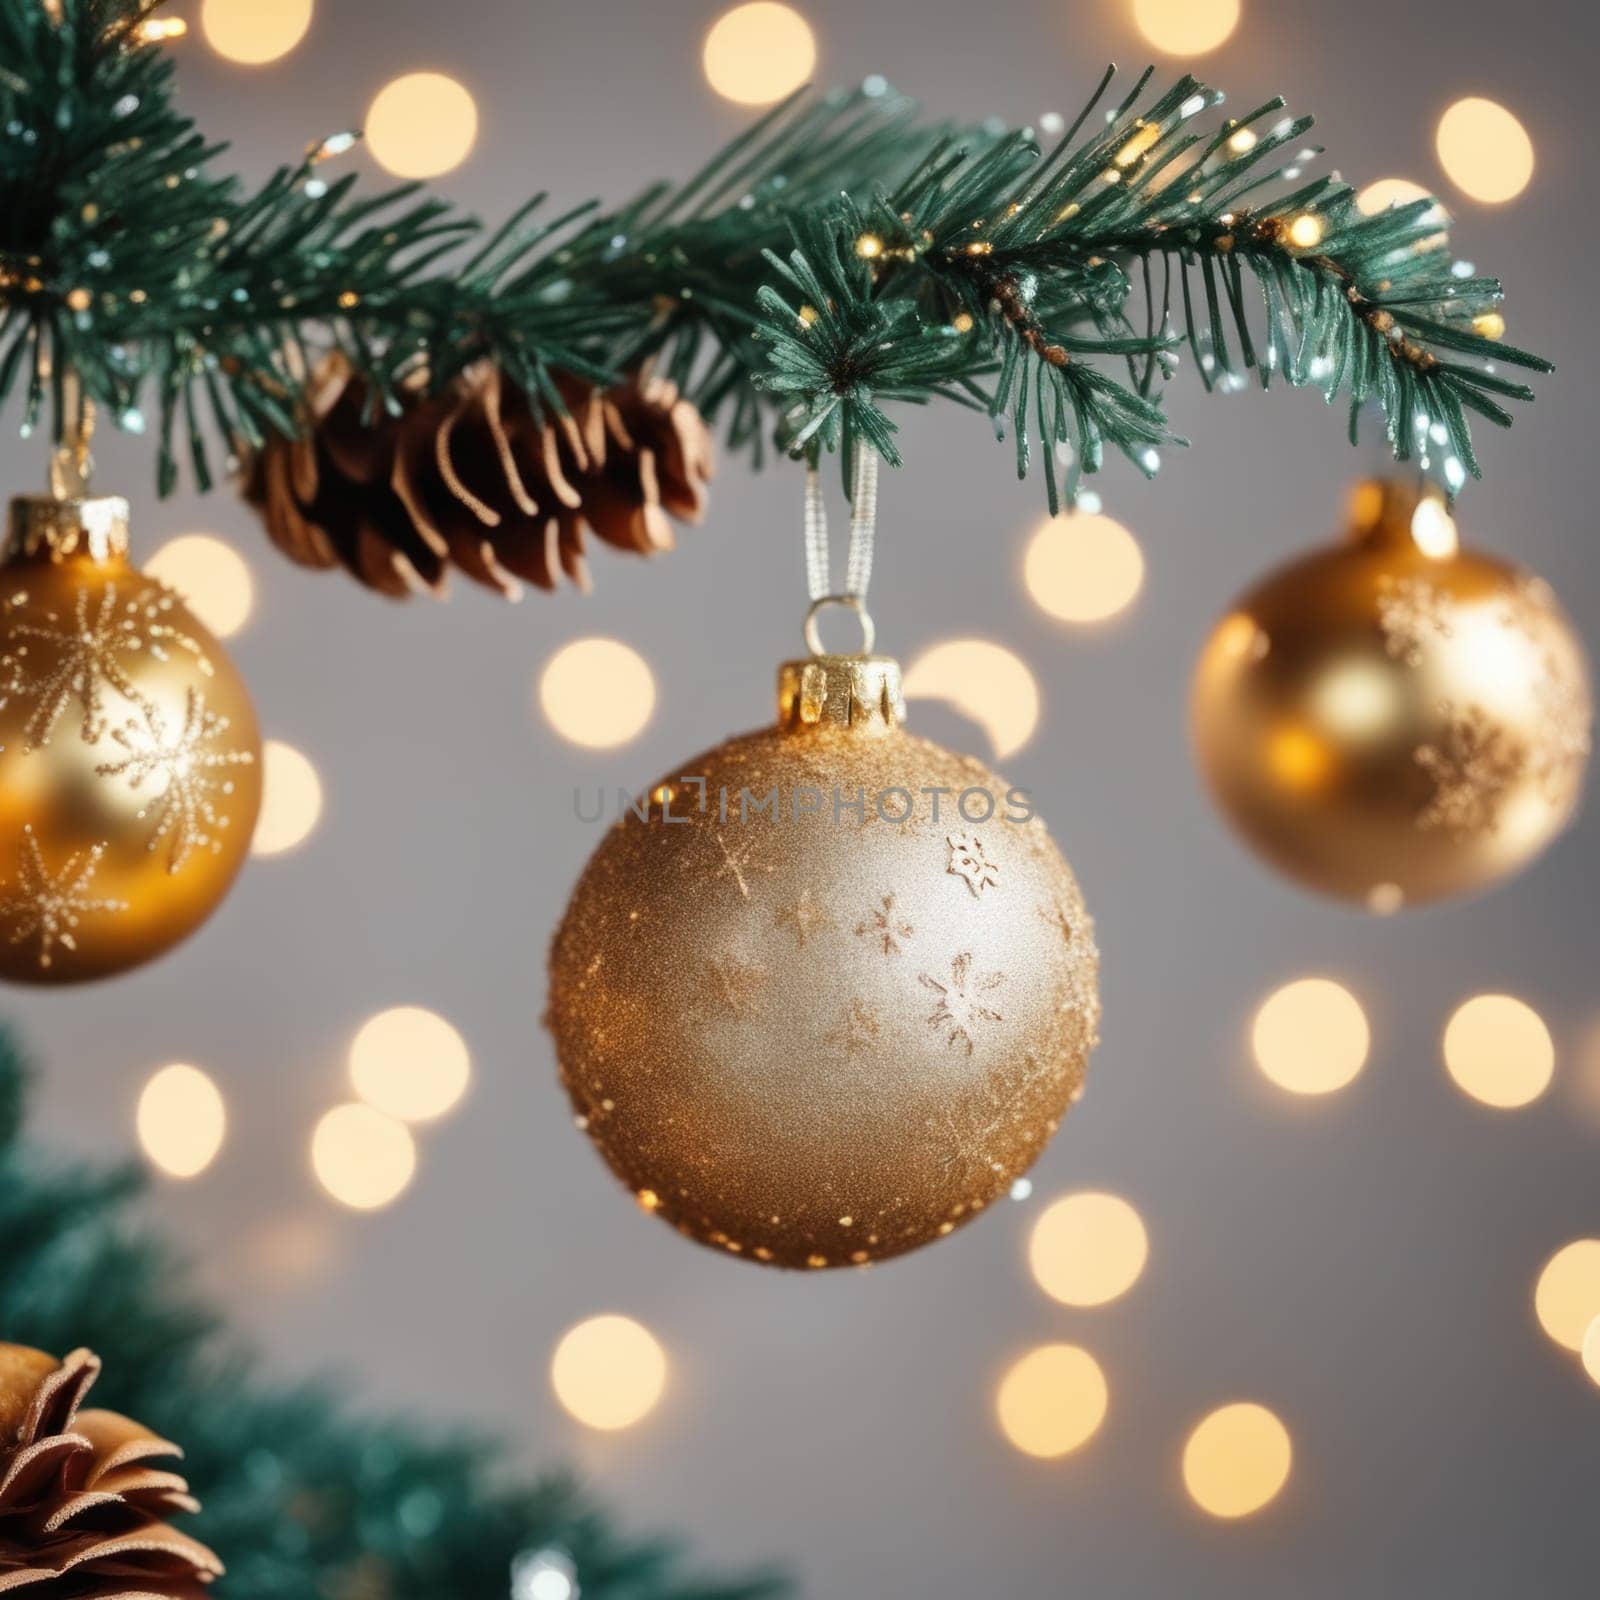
4;1;1597;1594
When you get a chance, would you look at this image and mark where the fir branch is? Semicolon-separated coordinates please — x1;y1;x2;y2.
0;1024;786;1600
0;2;1548;508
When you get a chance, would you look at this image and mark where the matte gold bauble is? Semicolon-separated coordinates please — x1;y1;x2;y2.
0;495;262;982
547;653;1100;1269
1193;480;1592;909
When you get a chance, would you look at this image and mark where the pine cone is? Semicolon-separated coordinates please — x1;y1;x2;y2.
243;358;715;600
0;1343;222;1598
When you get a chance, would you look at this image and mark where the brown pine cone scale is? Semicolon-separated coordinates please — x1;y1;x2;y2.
244;357;715;600
0;1344;221;1598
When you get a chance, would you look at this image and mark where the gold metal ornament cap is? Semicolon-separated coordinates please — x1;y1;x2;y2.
4;494;131;565
777;653;905;734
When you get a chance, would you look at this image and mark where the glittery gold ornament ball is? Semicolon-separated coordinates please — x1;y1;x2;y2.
0;495;262;983
1193;480;1592;909
546;653;1100;1269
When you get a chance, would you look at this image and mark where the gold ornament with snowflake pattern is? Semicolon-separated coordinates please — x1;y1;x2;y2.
95;686;257;873
547;651;1099;1269
0;826;127;969
0;493;262;984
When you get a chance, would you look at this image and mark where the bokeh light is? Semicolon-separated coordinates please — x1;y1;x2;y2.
311;1103;417;1211
1442;994;1555;1109
702;4;817;106
1251;978;1370;1095
1182;1403;1293;1518
252;740;323;855
349;1005;472;1124
200;0;313;64
145;534;255;638
1024;512;1145;624
995;1344;1108;1458
1029;1191;1149;1307
1410;499;1459;559
1583;1318;1600;1389
1435;97;1535;204
551;1314;668;1431
902;639;1040;759
1534;1239;1600;1351
367;73;479;179
137;1064;226;1180
1131;0;1240;56
539;638;657;749
1355;177;1433;215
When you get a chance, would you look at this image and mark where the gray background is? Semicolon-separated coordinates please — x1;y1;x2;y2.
5;1;1599;1594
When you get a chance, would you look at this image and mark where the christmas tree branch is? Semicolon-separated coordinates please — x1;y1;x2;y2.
0;1024;787;1600
751;68;1549;506
0;1;1548;511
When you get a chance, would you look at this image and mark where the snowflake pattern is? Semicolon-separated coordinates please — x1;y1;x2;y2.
946;830;1000;897
933;1050;1060;1182
705;952;769;1020
774;887;831;947
1376;575;1457;667
0;826;127;970
95;688;255;873
920;952;1004;1055
854;893;914;956
1415;703;1528;837
0;581;209;749
708;830;770;901
824;998;883;1057
1505;575;1593;806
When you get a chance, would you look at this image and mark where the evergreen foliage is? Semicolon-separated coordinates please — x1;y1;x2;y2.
0;0;1550;510
0;1026;786;1600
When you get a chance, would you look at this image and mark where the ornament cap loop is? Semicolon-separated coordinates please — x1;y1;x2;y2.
778;653;904;734
4;495;130;565
803;594;875;658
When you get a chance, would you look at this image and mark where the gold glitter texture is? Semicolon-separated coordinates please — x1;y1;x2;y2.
0;496;262;983
1194;479;1592;906
546;652;1100;1269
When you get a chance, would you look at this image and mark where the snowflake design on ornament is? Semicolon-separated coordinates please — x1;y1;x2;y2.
825;997;883;1057
705;951;769;1020
0;826;127;970
0;582;209;749
1415;703;1528;837
854;893;914;956
774;887;832;947
920;952;1004;1055
1376;575;1457;667
1499;575;1594;806
95;688;255;872
945;830;999;897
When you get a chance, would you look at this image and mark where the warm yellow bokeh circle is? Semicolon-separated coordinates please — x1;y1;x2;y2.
1131;0;1241;57
349;1005;472;1123
1028;1191;1149;1307
367;73;479;179
1435;97;1534;204
311;1103;417;1211
1251;978;1370;1095
1442;994;1554;1109
539;638;657;749
1534;1239;1600;1351
1024;513;1145;624
550;1315;668;1431
145;535;255;639
137;1064;227;1180
200;0;313;65
995;1344;1109;1458
252;740;324;855
1182;1402;1293;1518
702;4;817;106
901;639;1040;759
